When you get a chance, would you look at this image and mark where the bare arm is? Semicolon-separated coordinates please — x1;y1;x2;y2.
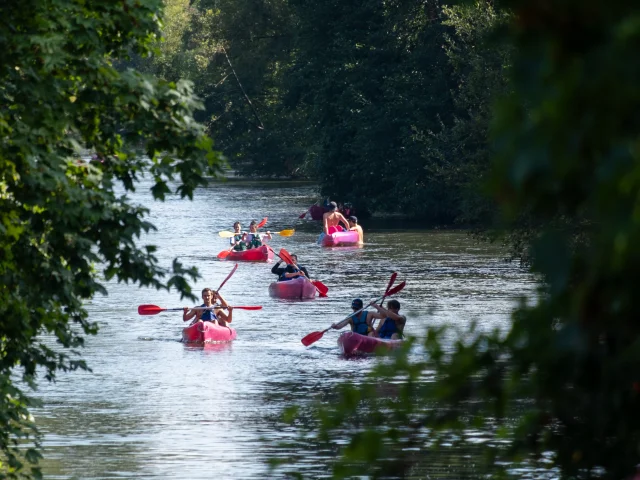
338;213;350;230
372;304;403;321
183;307;198;322
332;318;351;330
323;215;329;234
216;306;233;324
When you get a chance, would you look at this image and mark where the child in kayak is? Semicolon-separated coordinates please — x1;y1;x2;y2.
370;300;406;339
244;220;272;249
330;298;385;336
348;216;364;245
271;253;310;281
182;288;233;327
230;221;246;251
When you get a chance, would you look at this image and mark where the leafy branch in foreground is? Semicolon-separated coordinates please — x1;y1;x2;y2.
0;1;224;477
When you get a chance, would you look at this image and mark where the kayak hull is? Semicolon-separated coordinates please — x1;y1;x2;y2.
268;277;317;299
321;230;360;247
225;245;274;262
182;321;237;344
338;332;402;356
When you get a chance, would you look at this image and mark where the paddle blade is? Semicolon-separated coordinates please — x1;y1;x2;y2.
298;211;307;219
312;280;329;296
279;248;294;265
386;281;406;297
301;330;325;346
277;229;295;237
233;306;263;310
138;304;165;315
217;249;232;259
219;231;235;238
385;272;398;294
257;217;268;228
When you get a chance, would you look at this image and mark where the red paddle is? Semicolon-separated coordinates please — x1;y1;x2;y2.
299;209;309;219
216;263;238;292
277;247;328;297
257;217;268;228
380;272;397;307
301;279;406;346
138;304;263;315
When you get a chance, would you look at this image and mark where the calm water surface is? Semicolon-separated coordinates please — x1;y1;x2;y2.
34;178;537;479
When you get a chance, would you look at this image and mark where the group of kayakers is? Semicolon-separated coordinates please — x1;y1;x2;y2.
230;220;272;251
184;202;406;342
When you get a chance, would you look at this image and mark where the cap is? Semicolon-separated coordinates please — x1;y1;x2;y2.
349;216;358;223
351;298;363;309
329;201;338;210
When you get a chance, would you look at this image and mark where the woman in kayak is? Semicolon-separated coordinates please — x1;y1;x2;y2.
271;254;310;281
348;216;364;245
370;300;406;340
244;220;272;249
330;298;384;335
230;222;246;251
182;288;233;327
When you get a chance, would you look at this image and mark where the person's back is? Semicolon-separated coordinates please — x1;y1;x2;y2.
323;202;350;234
373;300;406;340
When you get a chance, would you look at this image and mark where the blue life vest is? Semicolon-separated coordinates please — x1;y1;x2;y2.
350;311;369;335
199;304;217;322
279;265;300;282
378;317;398;339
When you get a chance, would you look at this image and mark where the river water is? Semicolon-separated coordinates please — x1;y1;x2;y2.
34;178;537;479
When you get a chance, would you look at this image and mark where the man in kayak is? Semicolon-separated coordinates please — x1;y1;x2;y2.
370;300;406;340
182;288;234;327
244;220;272;249
348;216;364;244
230;221;246;251
271;253;310;281
330;298;385;336
322;201;350;235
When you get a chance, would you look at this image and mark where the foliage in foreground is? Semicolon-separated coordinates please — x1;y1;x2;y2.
0;1;223;477
276;0;640;478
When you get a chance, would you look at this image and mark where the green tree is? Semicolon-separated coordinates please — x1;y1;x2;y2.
0;1;223;477
276;0;640;478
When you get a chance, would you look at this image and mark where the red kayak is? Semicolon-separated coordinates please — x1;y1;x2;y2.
182;321;237;344
321;230;360;247
224;245;274;262
268;277;317;299
338;332;402;356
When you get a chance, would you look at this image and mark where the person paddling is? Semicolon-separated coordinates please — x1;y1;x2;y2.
183;288;233;327
322;202;350;235
244;219;272;249
330;298;384;336
348;216;364;245
271;253;310;282
370;300;406;340
230;221;246;251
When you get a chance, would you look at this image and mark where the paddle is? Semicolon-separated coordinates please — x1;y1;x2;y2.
138;304;263;315
275;247;329;297
299;208;309;219
218;229;295;238
216;263;238;292
380;272;397;307
300;279;406;346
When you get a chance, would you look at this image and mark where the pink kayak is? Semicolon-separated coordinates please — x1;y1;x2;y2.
182;321;237;344
224;245;274;262
268;277;317;299
321;230;360;247
338;332;402;356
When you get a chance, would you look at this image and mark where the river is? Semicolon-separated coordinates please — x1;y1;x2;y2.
33;178;537;479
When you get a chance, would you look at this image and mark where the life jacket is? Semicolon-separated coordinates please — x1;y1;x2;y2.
278;265;300;282
199;304;217;322
378;317;398;339
350;311;369;336
246;232;262;248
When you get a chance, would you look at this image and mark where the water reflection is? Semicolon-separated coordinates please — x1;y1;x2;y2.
33;179;537;479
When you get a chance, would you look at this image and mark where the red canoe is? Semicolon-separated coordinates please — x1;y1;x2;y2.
338;332;402;356
268;277;317;299
321;230;360;247
182;321;237;344
224;245;274;262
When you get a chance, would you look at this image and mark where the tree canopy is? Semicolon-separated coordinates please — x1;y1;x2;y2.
0;1;223;477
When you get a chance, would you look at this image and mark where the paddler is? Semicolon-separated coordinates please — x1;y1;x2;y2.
244;220;272;249
348;216;364;245
271;253;310;282
322;201;350;235
230;221;246;251
369;300;406;340
183;288;233;327
330;298;384;336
